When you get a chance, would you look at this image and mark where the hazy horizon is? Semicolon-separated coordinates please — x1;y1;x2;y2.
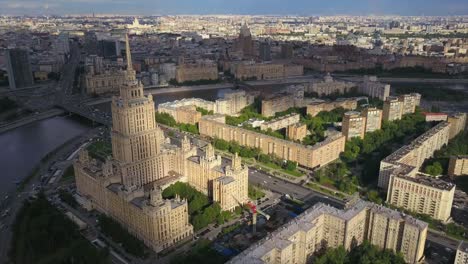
1;0;468;16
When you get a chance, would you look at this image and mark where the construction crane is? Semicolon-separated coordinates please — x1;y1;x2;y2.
245;201;271;234
232;195;270;234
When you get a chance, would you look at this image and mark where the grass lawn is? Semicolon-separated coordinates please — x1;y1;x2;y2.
87;140;112;161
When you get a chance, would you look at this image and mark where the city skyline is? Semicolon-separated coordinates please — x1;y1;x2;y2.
1;0;468;16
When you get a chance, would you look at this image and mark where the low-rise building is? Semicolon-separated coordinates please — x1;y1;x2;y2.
228;200;427;264
449;156;468;177
422;112;448;122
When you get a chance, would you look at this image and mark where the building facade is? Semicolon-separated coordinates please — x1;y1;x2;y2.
260;114;300;131
228;200;427;264
387;173;455;222
362;107;383;133
287;123;307;141
306;98;358;117
447;112;467;139
175;63;218;83
358;75;390;101
448;156;468;177
383;96;403;121
75;35;249;253
342;111;366;140
232;62;303;81
304;73;355;96
6;48;34;89
455;241;468;264
199;115;346;169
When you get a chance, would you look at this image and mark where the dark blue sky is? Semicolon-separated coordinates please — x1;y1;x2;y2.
1;0;467;15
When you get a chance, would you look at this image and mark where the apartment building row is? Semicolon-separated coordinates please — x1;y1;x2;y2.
378;117;466;221
199;114;346;169
228;200;428;264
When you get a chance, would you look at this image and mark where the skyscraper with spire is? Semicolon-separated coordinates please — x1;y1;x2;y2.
74;32;248;253
237;22;254;59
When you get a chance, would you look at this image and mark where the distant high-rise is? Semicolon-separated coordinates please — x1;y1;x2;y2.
259;41;271;61
280;43;293;59
6;48;34;89
98;39;118;58
237;23;253;59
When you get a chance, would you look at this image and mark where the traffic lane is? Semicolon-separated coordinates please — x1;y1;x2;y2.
427;231;459;250
248;170;310;199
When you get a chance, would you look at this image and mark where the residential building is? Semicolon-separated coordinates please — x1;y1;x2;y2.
232;62;303;81
306;98;358;117
383;96;403;121
287;123;307;141
259;42;271;61
175;62;218;83
422;112;448;122
447;112;467;139
304;73;355;96
378;122;451;191
448;156;468;177
358;75;390;101
6;48;34;89
387;173;455;222
260;114;300;131
399;93;421;114
455;241;468;264
362;107;382;132
199;115;346;169
228;200;427;264
342;111;366;140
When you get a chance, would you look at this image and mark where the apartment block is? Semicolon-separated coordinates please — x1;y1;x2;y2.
447;112;467;139
304;73;355;96
199;115;345;169
378;122;451;191
228;200;427;264
306;98;358;117
232;62;303;81
287;123;307;141
387;173;455;222
358;75;390;101
383;96;403;121
362;107;383;132
342;111;366;140
260;114;300;131
175;63;218;83
455;241;468;264
448;156;468;177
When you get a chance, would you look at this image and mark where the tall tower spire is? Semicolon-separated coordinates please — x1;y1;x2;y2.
125;33;133;72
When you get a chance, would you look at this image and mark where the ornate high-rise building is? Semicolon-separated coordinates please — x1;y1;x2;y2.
75;34;248;253
237;23;254;59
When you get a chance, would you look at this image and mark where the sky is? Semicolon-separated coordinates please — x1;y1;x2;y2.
1;0;467;16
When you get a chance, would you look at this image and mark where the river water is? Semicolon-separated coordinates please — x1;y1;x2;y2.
0;117;89;196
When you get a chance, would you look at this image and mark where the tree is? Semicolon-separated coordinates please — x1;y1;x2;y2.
425;162;443;176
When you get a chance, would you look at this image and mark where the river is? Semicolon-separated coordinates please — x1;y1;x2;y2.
0;116;90;196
